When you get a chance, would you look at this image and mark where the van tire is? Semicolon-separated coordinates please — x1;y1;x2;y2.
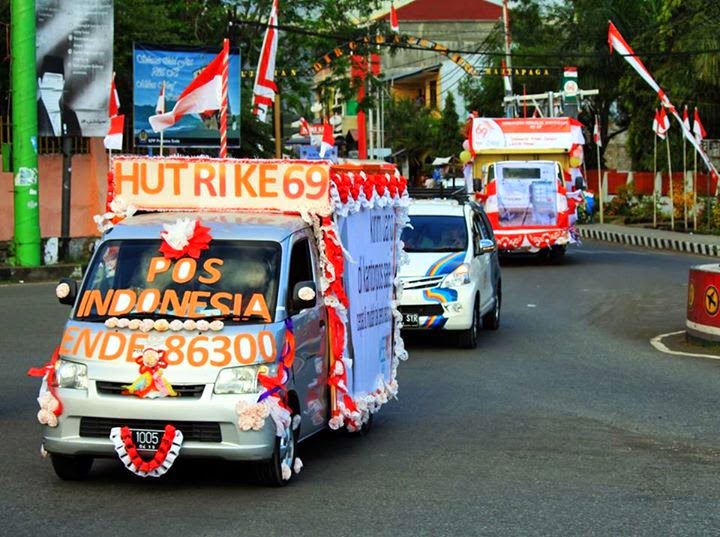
347;412;373;437
50;453;93;481
457;296;480;349
256;414;299;487
482;283;501;330
549;245;566;263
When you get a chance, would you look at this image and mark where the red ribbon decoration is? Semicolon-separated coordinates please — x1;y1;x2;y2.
27;346;63;417
120;424;178;474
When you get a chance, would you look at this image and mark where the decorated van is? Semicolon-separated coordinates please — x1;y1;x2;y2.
30;156;410;485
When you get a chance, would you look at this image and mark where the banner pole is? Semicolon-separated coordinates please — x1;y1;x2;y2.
653;133;657;228
666;133;674;230
219;38;229;158
159;81;165;157
596;136;602;224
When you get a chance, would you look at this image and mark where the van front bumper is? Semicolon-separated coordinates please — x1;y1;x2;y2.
42;385;276;462
399;285;475;331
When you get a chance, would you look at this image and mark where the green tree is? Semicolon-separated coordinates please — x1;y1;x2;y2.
434;91;462;158
386;96;439;182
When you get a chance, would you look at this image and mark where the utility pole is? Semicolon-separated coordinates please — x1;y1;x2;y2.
11;0;42;266
502;0;514;118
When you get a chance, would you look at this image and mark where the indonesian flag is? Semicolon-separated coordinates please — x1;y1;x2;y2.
149;47;226;132
156;81;165;115
693;107;707;142
390;3;399;33
682;105;690;131
608;22;669;107
653;108;669;140
319;119;335;158
103;114;125;150
593;116;602;147
108;73;120;117
299;116;310;136
252;0;279;122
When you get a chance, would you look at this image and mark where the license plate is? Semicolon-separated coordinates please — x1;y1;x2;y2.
402;313;419;327
131;429;163;451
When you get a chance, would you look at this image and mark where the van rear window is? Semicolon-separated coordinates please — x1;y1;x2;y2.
75;239;281;323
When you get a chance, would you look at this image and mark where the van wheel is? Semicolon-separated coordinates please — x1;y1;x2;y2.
256;415;299;486
457;296;480;349
482;283;501;330
347;412;373;437
51;453;93;481
549;245;566;263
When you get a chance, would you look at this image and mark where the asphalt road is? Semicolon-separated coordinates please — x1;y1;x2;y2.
3;240;720;536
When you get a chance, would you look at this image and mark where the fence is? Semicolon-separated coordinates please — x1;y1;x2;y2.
584;170;718;197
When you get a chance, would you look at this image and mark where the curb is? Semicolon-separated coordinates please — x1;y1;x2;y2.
577;227;720;257
0;264;83;284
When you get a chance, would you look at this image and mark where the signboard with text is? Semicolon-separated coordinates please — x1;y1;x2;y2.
338;207;396;395
132;43;241;148
112;157;332;214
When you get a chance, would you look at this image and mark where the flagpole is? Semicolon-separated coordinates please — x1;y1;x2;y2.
159;81;165;157
683;124;687;230
666;132;674;230
219;38;229;158
693;147;698;231
653;130;657;228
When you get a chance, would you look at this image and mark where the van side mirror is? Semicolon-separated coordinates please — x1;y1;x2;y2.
574;176;585;191
290;281;316;314
55;278;78;306
478;239;496;255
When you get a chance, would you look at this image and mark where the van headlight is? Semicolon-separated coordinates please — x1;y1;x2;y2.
214;364;278;395
54;359;88;390
441;263;471;288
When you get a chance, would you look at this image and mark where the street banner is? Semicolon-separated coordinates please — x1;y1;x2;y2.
36;0;114;137
469;118;577;152
132;44;241;148
338;207;396;396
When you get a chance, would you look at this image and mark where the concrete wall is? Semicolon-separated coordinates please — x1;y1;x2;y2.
1;138;107;241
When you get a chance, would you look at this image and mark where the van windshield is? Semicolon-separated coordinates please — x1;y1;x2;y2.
75;239;281;323
401;215;467;252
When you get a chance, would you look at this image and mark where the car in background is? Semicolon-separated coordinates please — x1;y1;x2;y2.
398;196;502;348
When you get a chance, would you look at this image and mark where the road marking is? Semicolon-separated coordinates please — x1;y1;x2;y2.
705;286;719;316
650;330;720;360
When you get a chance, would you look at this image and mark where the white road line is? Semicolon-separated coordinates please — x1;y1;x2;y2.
650;330;720;360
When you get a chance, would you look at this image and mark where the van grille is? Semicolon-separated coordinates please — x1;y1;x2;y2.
96;381;205;398
79;417;222;442
399;304;444;316
401;276;444;290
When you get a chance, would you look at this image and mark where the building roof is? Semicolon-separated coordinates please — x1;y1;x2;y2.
383;0;502;22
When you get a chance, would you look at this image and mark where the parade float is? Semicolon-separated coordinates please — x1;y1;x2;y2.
466;117;586;259
29;155;410;484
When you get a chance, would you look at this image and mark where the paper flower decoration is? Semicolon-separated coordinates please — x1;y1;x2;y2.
159;218;212;259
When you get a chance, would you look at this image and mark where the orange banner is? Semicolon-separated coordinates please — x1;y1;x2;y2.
112;157;332;214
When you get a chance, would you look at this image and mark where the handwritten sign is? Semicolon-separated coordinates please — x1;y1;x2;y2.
112;157;332;214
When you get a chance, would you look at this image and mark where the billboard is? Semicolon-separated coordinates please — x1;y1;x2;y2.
36;0;114;137
133;43;241;148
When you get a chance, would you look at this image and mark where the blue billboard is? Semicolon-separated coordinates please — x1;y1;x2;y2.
133;43;241;148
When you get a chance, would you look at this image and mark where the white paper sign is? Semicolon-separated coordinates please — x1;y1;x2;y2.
338;207;396;395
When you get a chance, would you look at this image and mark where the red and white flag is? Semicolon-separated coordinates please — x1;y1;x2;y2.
682;105;690;131
108;73;120;117
149;47;226;132
609;21;718;182
652;108;669;140
319;119;335;158
252;0;279;122
593;116;602;147
298;116;310;136
693;107;707;142
390;2;399;33
103;114;125;150
155;81;166;115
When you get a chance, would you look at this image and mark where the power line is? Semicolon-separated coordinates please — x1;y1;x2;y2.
234;19;720;59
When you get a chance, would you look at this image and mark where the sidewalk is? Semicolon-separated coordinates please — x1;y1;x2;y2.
577;223;720;257
0;263;82;284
